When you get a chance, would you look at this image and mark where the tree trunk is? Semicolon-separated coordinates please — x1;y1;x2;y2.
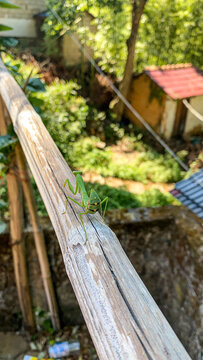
114;0;147;122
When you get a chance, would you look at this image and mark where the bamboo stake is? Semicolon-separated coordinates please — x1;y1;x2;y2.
0;97;35;330
15;143;60;330
1;95;60;330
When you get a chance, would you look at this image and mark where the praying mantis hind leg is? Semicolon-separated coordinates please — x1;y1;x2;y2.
65;196;83;210
79;211;89;244
100;197;109;218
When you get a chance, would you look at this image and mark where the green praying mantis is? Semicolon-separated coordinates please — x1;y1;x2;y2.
63;171;108;243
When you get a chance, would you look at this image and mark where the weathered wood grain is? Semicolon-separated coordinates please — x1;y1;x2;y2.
0;60;192;360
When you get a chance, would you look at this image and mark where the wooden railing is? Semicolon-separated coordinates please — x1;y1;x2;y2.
0;59;192;360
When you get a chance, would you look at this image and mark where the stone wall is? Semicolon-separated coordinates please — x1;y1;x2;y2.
0;0;46;37
0;206;202;359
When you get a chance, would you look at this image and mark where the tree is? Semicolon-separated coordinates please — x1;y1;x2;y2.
44;0;203;120
135;0;203;71
113;0;147;122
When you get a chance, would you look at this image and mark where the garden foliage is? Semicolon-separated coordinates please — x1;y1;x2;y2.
44;0;203;76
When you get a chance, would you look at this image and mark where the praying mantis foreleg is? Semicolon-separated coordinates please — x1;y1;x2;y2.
64;178;80;196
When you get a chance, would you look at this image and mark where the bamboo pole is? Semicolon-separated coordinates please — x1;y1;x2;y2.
0;97;35;330
15;143;60;330
0;94;60;330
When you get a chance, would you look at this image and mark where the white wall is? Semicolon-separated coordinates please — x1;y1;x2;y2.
62;34;94;67
0;18;37;37
0;0;46;38
184;96;203;136
161;96;177;139
62;12;96;67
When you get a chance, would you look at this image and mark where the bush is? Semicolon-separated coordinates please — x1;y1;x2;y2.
37;80;88;160
138;188;176;207
85;182;141;209
71;136;183;183
0;183;8;220
70;137;112;170
85;183;176;209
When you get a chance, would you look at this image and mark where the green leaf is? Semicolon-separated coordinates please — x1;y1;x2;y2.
0;153;7;162
0;200;7;209
0;135;18;150
0;0;19;8
28;95;44;107
0;24;13;31
5;62;23;78
0;221;6;234
26;78;46;93
0;37;18;47
5;61;21;71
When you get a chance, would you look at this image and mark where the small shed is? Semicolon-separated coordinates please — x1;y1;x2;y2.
126;64;203;139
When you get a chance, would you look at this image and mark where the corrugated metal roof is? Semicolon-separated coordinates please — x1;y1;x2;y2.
145;64;203;100
170;169;203;219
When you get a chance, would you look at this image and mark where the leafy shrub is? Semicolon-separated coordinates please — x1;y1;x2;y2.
101;161;148;182
32;77;183;184
37;80;88;160
85;182;141;209
2;55;46;113
71;136;183;183
37;81;118;162
85;183;176;209
70;137;112;170
0;182;8;220
138;188;176;207
133;152;183;183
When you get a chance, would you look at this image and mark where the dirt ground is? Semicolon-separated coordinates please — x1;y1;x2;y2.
0;325;97;360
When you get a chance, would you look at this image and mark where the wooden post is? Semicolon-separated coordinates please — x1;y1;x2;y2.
15;143;60;330
0;97;35;330
0;60;192;360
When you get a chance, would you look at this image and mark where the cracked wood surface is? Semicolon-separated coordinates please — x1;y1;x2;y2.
0;60;192;360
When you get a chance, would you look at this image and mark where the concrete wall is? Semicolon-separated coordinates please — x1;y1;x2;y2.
125;74;166;132
62;33;94;67
62;13;95;67
184;95;203;136
0;0;46;37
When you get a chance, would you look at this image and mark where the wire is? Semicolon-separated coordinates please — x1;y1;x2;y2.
183;99;203;123
47;5;189;172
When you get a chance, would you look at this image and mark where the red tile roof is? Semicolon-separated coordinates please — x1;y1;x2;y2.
145;64;203;100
